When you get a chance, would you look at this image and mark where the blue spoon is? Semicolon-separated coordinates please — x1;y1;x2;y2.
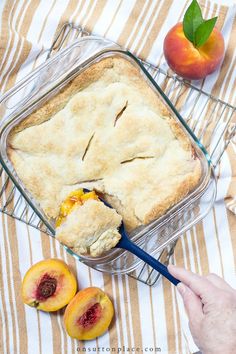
84;189;180;286
117;223;180;285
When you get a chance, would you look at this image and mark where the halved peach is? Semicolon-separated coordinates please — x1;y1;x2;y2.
64;287;114;340
22;259;77;312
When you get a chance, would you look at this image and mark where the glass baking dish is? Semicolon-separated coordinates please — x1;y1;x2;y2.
0;36;216;274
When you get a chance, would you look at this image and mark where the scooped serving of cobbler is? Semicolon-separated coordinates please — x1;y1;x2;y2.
55;189;122;257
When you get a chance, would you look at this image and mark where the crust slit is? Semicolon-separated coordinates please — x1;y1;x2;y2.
65;178;103;186
82;133;95;161
114;101;128;127
120;156;155;164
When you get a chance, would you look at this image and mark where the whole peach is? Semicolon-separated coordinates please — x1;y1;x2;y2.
163;22;225;80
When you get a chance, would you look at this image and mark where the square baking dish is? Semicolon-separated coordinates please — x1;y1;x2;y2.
0;36;216;274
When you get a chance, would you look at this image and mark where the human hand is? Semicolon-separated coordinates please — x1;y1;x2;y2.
168;264;236;354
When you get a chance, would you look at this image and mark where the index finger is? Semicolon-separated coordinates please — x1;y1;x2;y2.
168;264;218;302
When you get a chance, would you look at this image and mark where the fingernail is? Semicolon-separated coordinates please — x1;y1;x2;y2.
177;283;186;296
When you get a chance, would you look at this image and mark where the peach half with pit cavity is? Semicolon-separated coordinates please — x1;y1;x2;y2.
64;287;114;340
22;259;77;312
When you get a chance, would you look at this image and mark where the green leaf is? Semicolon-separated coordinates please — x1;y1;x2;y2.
194;17;217;47
183;0;203;42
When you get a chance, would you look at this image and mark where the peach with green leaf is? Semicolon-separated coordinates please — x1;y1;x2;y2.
163;0;225;80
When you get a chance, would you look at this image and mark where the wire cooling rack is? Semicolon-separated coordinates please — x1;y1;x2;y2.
0;23;235;285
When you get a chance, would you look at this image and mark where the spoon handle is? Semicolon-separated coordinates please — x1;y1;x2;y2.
119;237;180;286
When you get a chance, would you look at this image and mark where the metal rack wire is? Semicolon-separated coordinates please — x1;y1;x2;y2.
0;23;235;285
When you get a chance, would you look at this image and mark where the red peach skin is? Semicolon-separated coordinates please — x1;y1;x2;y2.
164;22;225;80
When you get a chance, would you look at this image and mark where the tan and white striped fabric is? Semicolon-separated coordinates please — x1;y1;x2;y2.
0;1;235;353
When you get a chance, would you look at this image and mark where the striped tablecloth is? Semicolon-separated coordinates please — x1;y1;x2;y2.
0;1;235;353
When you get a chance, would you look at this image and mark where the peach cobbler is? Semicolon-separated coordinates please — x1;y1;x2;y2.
7;56;201;256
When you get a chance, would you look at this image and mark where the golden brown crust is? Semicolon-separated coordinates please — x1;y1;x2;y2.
7;55;202;230
143;162;201;224
9;58;115;136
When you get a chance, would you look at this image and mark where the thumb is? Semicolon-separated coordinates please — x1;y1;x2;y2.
177;283;204;323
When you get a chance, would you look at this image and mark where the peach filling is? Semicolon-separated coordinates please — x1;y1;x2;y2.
36;274;57;301
78;303;102;328
56;189;99;227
